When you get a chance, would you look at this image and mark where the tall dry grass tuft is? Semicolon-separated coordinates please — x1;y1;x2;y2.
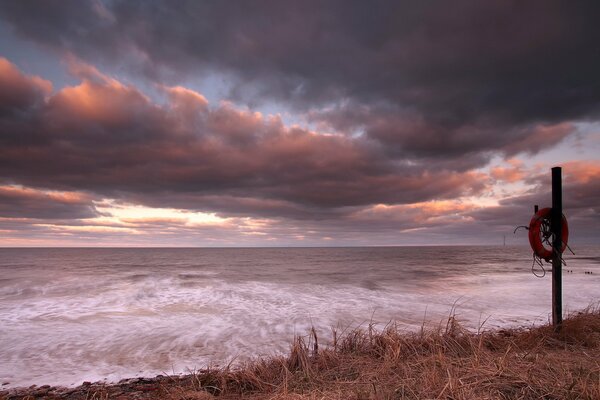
157;307;600;399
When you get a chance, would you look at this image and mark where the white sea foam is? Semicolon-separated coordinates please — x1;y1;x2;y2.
0;246;598;388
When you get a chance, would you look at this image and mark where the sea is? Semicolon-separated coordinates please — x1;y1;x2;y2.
1;246;599;388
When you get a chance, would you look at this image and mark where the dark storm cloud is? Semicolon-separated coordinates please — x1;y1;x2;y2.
0;58;51;114
309;105;575;167
1;0;599;162
0;58;487;220
0;185;96;219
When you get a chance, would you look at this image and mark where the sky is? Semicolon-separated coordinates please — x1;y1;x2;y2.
0;0;599;247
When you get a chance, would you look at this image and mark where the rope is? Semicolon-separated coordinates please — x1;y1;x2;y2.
513;224;547;277
514;213;574;277
513;225;528;234
531;253;546;278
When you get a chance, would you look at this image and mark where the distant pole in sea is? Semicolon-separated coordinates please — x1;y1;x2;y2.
551;167;563;329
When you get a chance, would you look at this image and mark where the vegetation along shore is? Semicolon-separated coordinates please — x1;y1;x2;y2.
2;308;599;400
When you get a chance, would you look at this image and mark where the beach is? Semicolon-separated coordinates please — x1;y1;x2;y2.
1;246;599;393
2;307;600;399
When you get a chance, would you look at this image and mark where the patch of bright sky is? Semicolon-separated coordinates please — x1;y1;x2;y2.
470;155;519;205
478;156;531;198
94;200;228;226
528;122;600;165
484;122;600;175
0;21;77;89
477;122;600;202
35;223;139;234
1;21;140;94
179;74;315;129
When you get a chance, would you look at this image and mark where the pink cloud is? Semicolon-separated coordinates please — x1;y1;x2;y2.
1;59;490;216
503;123;574;155
0;57;52;110
490;159;526;183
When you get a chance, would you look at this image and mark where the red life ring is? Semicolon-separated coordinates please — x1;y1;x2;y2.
528;207;569;262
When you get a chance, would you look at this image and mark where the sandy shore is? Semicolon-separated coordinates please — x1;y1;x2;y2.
2;308;599;399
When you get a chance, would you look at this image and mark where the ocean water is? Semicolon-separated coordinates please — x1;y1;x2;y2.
0;246;599;388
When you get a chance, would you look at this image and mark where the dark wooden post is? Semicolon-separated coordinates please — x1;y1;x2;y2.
551;167;562;328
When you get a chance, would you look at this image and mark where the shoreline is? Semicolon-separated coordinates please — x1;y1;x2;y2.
2;307;599;399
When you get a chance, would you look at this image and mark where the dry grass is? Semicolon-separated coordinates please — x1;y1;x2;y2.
162;307;600;399
3;308;600;399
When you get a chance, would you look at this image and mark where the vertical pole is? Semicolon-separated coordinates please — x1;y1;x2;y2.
534;205;539;213
551;167;562;328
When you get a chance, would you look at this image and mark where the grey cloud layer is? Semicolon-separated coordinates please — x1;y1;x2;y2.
1;0;598;163
0;186;96;219
0;59;486;220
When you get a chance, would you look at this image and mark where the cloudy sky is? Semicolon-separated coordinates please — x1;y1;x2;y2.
0;0;599;247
